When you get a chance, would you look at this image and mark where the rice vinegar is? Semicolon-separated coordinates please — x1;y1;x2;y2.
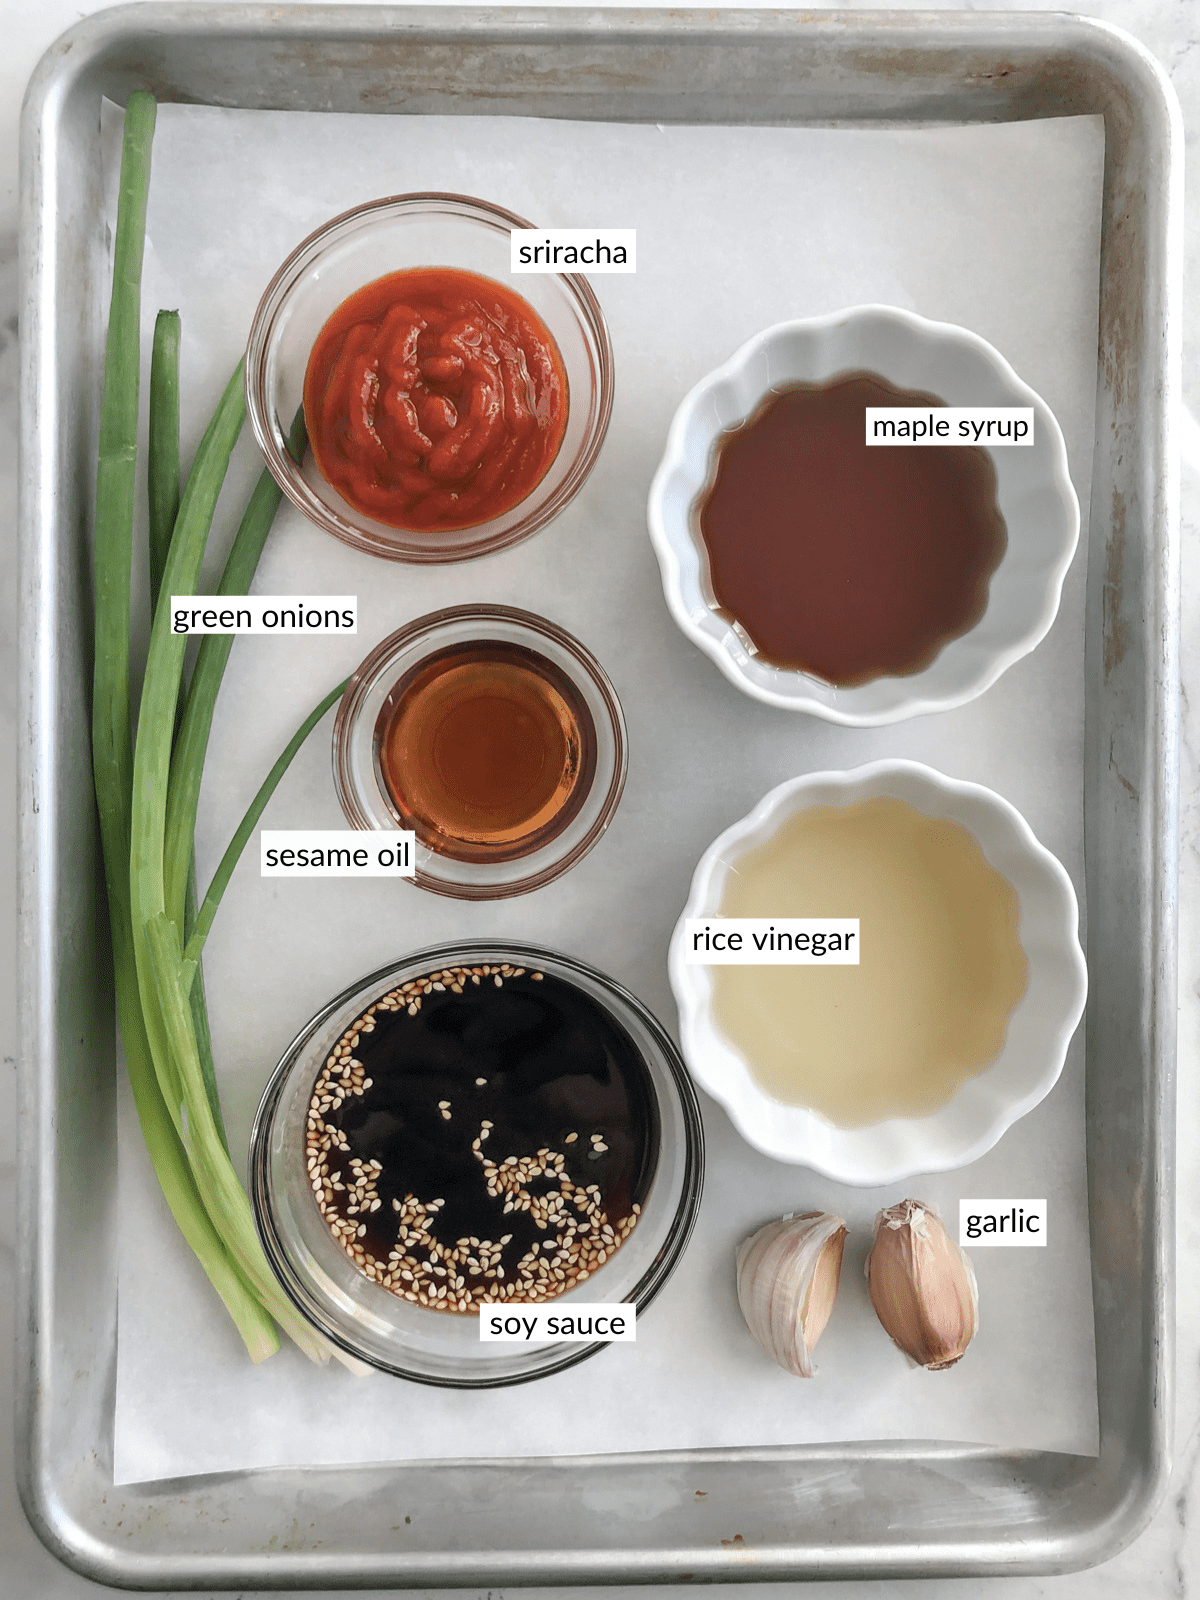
709;796;1028;1126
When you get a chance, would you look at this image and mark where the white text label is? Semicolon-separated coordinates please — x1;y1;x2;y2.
260;830;415;877
865;408;1034;446
170;595;357;635
959;1198;1048;1246
478;1302;636;1342
510;229;636;274
684;918;860;965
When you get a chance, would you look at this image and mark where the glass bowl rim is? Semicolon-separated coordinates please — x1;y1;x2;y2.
244;190;616;565
248;939;707;1387
331;603;630;900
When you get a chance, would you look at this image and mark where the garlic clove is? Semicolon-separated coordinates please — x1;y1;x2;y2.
735;1212;848;1378
866;1199;978;1371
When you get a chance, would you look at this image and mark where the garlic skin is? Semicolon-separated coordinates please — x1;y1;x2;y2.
866;1199;978;1371
735;1212;848;1377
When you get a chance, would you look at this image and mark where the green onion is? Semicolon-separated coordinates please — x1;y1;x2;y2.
148;309;181;609
147;302;229;1154
92;93;277;1362
186;676;349;965
163;409;308;935
142;911;332;1364
92;89;153;957
131;361;246;1114
95;93;348;1364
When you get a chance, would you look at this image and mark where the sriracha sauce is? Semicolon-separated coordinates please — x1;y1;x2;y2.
303;267;568;532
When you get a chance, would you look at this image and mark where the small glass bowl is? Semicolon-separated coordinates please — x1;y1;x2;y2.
246;192;614;564
249;942;705;1387
333;604;627;900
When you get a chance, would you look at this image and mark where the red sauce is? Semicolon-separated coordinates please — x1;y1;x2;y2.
304;268;568;533
697;372;1007;687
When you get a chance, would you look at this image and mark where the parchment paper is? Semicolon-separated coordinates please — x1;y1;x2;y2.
112;103;1103;1484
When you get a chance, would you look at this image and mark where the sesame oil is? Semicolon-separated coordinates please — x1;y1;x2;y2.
374;639;597;863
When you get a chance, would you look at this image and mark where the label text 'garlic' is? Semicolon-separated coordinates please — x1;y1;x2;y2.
959;1199;1048;1246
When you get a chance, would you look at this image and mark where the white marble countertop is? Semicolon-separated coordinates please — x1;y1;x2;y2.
3;0;1197;1594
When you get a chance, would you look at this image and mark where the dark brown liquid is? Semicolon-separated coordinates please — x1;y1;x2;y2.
375;641;596;863
305;962;660;1312
697;373;1007;687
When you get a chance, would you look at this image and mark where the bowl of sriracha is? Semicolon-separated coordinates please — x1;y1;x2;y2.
246;192;614;564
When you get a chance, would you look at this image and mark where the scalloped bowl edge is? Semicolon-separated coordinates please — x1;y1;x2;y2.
647;306;1081;726
668;760;1088;1185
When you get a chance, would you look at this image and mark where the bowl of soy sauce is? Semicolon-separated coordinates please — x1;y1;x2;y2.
250;942;704;1386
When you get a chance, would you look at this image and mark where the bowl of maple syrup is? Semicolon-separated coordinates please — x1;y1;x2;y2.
332;605;627;899
647;305;1080;725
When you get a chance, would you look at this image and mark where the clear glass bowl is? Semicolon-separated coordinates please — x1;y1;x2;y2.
249;942;705;1387
332;604;627;900
245;192;614;564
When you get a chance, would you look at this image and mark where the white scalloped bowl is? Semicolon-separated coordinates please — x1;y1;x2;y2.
669;761;1088;1185
647;307;1080;726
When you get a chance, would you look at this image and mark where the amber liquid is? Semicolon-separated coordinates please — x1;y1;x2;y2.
375;640;597;863
697;373;1008;687
710;797;1029;1127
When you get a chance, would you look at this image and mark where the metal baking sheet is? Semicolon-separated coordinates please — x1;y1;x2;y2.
17;4;1180;1585
113;100;1104;1478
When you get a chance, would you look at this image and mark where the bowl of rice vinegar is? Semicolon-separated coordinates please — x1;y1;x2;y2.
669;760;1087;1184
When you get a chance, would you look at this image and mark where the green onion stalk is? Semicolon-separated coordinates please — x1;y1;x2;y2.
92;91;347;1363
147;308;229;1152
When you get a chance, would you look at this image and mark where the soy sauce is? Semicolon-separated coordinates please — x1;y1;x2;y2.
305;962;659;1312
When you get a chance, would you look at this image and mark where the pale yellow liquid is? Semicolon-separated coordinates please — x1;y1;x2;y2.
711;796;1028;1126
